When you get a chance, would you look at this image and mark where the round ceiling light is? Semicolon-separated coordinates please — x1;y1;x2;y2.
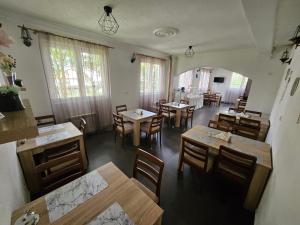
153;27;179;38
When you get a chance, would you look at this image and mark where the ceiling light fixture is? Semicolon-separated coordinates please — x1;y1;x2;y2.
280;49;292;64
98;5;119;35
185;46;195;57
20;25;32;47
290;25;300;48
153;27;179;38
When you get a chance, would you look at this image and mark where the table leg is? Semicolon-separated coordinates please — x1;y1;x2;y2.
177;138;184;172
133;121;141;146
244;165;271;210
175;110;181;128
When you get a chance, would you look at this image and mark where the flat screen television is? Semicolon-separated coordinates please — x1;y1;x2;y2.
213;77;225;83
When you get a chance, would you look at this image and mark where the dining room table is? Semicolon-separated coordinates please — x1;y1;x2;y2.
119;109;156;146
162;102;189;128
213;110;270;141
178;125;273;211
11;162;163;225
17;122;88;197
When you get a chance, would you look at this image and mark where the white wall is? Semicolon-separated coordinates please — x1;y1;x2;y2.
209;68;232;98
255;47;300;225
0;9;169;116
0;142;29;215
173;48;284;113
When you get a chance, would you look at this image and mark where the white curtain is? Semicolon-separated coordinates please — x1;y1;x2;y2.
39;34;112;131
139;56;166;110
224;72;248;103
178;70;193;91
199;68;210;93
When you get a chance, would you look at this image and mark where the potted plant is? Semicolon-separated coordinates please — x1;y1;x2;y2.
0;53;16;85
0;86;25;112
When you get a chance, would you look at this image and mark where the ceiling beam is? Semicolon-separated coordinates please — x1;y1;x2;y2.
240;0;278;55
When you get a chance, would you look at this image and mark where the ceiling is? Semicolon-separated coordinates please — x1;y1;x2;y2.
0;0;299;55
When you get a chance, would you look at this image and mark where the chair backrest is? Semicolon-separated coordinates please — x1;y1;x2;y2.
133;149;164;199
116;104;127;115
238;100;247;111
112;113;124;132
217;145;257;186
236;117;261;140
149;115;164;134
186;105;196;118
219;113;236;124
245;110;262;117
159;105;170;115
218;114;236;132
180;99;189;104
182;137;209;172
35;115;56;126
158;99;167;105
79;117;87;135
35;150;84;194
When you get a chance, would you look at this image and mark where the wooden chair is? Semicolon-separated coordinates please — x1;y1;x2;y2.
215;145;257;189
116;104;127;115
141;115;163;146
181;105;196;128
217;113;236;132
180;99;189;104
158;99;167;106
238;100;247;110
178;137;214;173
131;148;164;204
208;120;230;132
113;113;133;145
159;105;176;127
35;115;56;127
236;117;261;140
245;110;262;117
79;117;89;165
35;149;85;195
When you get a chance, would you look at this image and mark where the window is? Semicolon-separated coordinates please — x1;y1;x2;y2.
178;70;193;90
49;47;105;98
230;72;248;89
140;62;161;94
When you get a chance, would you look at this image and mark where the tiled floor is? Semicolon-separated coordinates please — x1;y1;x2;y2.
86;104;254;225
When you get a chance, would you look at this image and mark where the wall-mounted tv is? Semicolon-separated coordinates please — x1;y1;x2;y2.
213;77;225;83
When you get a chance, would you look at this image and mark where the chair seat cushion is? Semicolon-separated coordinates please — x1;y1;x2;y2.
130;178;159;204
140;122;160;133
116;123;133;134
162;112;176;118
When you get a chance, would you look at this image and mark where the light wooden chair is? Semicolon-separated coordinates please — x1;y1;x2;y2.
79;117;89;165
215;145;257;189
217;113;236;132
131;148;164;204
208;120;230;132
178;137;214;173
112;113;133;145
159;105;176;127
245;110;262;117
180;99;189;104
141;115;163;146
236;117;261;140
116;104;128;115
35;115;56;127
181;105;196;128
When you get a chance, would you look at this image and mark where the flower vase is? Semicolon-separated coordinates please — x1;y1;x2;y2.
4;72;15;86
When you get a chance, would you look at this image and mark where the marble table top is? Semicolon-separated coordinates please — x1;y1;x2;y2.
87;202;135;225
45;170;108;223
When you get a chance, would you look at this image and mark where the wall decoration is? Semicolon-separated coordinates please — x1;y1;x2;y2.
280;49;292;64
20;25;33;47
290;77;300;96
290;25;300;48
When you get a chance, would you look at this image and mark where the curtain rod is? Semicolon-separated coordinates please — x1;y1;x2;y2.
136;53;168;61
17;25;114;49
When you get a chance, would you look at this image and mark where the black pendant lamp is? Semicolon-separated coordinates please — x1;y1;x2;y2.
98;5;119;35
289;25;300;48
280;49;292;64
185;46;195;57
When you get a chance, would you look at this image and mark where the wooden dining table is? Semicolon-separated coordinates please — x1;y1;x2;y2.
11;162;163;225
178;125;272;211
162;102;189;128
17;122;88;197
119;109;156;146
213;110;270;141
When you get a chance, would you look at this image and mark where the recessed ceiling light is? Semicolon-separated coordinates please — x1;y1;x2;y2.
153;27;179;38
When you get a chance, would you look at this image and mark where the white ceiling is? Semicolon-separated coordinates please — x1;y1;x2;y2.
0;0;299;55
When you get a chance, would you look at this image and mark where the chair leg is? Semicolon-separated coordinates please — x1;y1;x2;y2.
191;117;193;128
159;131;162;147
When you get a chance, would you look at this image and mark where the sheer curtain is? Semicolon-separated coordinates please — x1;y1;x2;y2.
139;56;166;110
198;68;210;93
39;34;112;131
178;70;193;91
224;72;248;103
